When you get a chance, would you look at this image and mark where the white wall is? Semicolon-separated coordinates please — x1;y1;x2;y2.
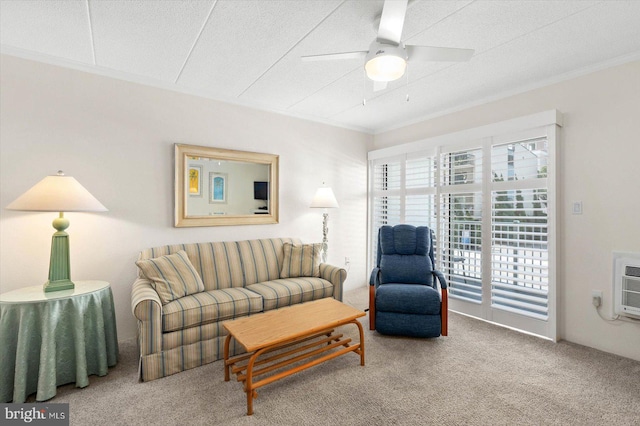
0;54;372;341
374;60;640;361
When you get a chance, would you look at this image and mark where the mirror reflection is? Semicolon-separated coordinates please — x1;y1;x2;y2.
175;144;278;227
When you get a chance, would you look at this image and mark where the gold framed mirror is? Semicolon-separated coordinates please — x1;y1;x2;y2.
175;144;279;227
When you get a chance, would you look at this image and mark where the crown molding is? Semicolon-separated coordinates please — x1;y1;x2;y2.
374;51;640;135
0;45;374;135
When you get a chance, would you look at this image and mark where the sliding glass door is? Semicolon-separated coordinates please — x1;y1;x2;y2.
368;117;558;340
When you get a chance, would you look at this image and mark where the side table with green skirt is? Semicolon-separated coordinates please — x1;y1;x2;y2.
0;280;119;402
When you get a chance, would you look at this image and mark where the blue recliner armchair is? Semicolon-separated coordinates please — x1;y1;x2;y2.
369;224;448;337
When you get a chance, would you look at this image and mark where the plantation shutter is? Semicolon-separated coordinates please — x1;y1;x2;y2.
405;155;437;229
371;158;402;267
490;139;549;319
370;153;436;267
371;158;402;229
439;147;483;303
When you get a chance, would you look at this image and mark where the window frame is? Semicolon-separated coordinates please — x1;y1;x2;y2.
368;110;561;340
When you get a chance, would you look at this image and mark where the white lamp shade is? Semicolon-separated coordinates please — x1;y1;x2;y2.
310;187;339;209
6;172;108;212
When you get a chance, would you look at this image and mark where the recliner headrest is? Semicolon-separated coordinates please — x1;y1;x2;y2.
379;224;430;256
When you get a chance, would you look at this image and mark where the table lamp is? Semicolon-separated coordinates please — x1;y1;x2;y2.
6;170;108;292
310;183;339;263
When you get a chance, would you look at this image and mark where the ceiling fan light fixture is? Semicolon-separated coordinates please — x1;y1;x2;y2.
364;42;407;82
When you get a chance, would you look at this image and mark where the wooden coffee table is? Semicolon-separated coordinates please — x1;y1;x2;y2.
223;297;365;415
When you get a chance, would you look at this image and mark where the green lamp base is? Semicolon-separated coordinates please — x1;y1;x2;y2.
44;213;74;293
44;279;75;293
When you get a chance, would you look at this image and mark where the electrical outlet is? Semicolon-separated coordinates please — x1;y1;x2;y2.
572;201;583;215
344;257;350;266
592;290;603;308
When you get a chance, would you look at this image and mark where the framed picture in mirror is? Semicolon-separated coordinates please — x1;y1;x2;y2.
188;165;202;197
209;172;227;204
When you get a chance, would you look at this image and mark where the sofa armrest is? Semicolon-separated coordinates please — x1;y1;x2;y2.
319;263;347;302
131;278;163;356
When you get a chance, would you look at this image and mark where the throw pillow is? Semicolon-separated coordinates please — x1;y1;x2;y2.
280;242;322;279
136;250;205;304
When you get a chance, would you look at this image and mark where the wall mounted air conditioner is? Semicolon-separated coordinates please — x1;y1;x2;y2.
613;252;640;319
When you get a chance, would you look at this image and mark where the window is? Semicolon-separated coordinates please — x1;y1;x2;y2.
440;147;483;304
490;139;549;320
371;159;402;229
370;154;436;267
368;111;560;339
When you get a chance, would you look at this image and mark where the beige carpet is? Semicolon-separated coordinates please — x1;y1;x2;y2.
39;287;640;425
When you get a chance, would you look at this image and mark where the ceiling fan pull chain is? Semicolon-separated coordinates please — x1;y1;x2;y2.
406;63;410;102
362;67;367;106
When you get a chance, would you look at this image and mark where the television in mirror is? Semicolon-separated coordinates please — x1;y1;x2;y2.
254;181;269;201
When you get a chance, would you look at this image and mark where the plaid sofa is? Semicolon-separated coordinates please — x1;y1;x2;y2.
131;238;347;381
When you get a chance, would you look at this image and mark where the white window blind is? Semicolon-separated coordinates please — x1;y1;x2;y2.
439;147;484;303
406;155;437;229
371;159;402;229
406;156;436;188
441;148;483;186
406;194;435;227
490;139;549;319
371;158;400;266
372;195;401;229
440;191;483;302
370;154;436;267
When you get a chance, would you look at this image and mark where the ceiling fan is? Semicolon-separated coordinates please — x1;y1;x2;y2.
302;0;474;91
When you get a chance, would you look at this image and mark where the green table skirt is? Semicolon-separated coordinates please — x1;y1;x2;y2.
0;286;119;402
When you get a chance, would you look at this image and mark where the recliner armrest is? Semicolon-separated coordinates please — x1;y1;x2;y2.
369;267;381;287
433;270;447;289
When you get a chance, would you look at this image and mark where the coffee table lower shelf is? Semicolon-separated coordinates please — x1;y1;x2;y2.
224;320;364;415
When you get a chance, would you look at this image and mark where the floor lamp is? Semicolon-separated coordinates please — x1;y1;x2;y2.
6;170;108;292
310;184;339;263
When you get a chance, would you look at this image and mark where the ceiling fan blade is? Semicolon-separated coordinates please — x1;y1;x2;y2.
301;51;366;62
373;81;388;92
406;45;474;62
376;0;408;45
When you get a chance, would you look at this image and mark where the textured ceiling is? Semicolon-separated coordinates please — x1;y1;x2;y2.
2;0;640;133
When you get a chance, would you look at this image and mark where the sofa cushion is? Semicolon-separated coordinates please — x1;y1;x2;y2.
136;250;205;304
237;238;301;285
280;242;322;279
246;278;333;311
162;287;264;333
